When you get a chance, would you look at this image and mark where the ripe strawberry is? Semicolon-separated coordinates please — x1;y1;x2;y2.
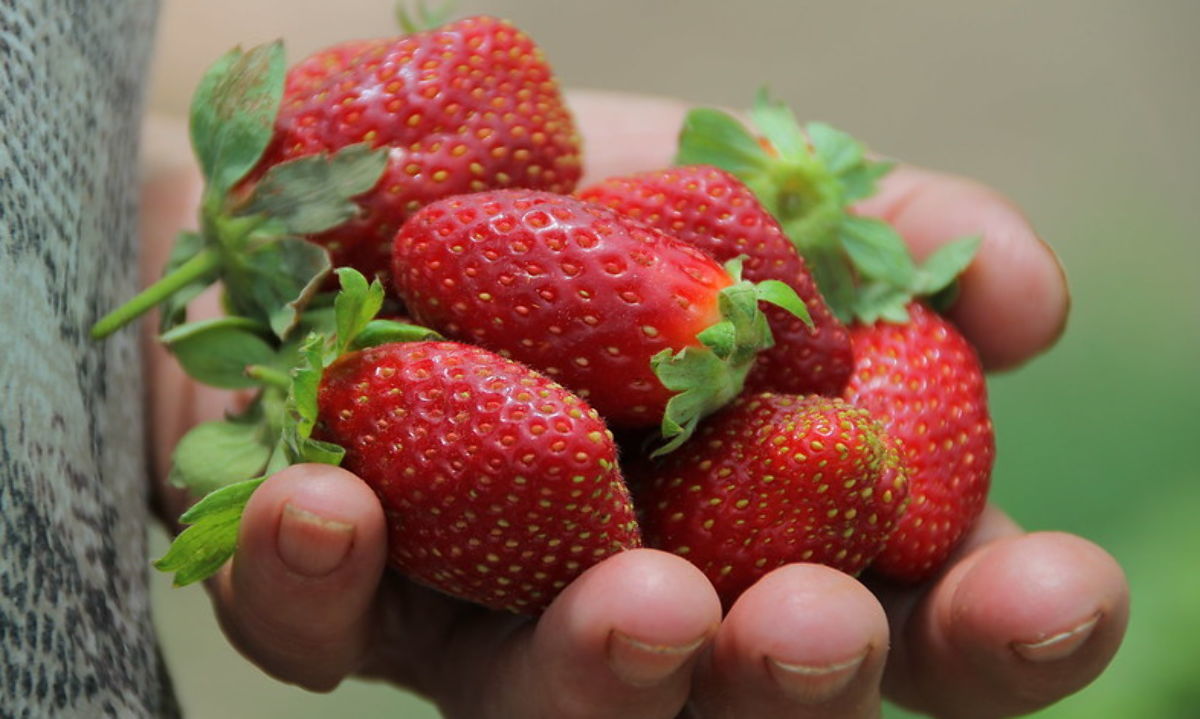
846;303;993;582
94;20;579;341
314;340;641;613
253;15;582;282
631;392;909;609
392;188;810;451
675;92;994;581
577;164;853;396
152;270;640;613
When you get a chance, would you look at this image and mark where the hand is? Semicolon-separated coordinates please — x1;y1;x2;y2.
142;90;1129;719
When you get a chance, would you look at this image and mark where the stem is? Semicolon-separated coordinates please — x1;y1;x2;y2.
244;364;292;390
91;248;221;339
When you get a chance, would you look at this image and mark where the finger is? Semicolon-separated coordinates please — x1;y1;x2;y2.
690;564;889;719
566;89;690;185
212;464;388;692
883;529;1129;719
854;165;1070;371
433;549;721;719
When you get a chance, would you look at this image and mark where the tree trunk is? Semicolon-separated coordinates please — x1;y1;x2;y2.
0;1;179;716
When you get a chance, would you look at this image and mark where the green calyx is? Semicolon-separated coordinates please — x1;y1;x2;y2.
675;89;980;325
154;268;440;586
395;0;457;34
90;41;389;341
651;258;810;456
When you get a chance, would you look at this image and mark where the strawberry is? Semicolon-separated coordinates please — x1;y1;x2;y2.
631;392;909;609
94;16;579;340
677;91;994;581
313;339;640;614
845;303;993;582
153;269;641;614
255;15;582;283
577;164;853;396
392;189;810;451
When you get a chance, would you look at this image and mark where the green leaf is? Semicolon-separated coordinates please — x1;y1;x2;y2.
160;316;276;389
224;237;333;339
803;243;858;324
651;347;742;457
839;215;918;288
853;282;912;325
914;235;982;296
168;418;274;495
281;334;326;459
675;108;771;178
189;42;286;196
753;279;812;328
838;159;894;203
396;0;457;34
750;88;808;159
806;122;865;176
300;438;346;466
157;231;215;333
351;319;443;350
695;320;737;359
238;144;388;235
333;267;384;354
154;477;266;586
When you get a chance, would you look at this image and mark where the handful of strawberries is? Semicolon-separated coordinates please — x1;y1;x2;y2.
95;12;995;614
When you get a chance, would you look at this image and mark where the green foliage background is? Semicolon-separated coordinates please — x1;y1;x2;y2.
149;0;1199;716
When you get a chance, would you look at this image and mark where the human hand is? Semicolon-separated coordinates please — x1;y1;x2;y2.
142;90;1128;718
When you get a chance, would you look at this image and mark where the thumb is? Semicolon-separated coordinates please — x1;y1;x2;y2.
211;463;388;691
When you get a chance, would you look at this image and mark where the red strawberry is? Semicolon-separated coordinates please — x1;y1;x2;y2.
675;92;995;581
94;21;579;340
577;164;853;396
150;270;640;613
392;188;810;451
313;339;641;614
631;392;909;608
254;16;582;282
846;303;993;582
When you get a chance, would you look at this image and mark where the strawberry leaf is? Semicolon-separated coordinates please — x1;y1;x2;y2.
838;215;918;288
333;267;385;355
838;158;894;203
224;237;332;339
913;235;981;296
168;416;274;495
806;122;865;176
154;476;266;586
675;108;771;179
753;279;812;328
652;347;741;457
396;0;457;34
286;334;325;445
189;42;285;197
750;88;808;159
238;144;388;235
351;319;443;350
160;316;277;389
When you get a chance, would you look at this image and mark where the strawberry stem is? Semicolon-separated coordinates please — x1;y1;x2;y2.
244;364;291;390
91;248;221;339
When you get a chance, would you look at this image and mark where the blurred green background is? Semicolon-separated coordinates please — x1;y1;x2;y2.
146;1;1200;716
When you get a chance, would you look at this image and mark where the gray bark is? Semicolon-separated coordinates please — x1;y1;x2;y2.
0;1;179;716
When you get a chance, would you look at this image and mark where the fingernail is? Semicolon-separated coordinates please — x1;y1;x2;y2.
608;631;706;687
765;649;868;703
1012;612;1101;663
277;503;355;577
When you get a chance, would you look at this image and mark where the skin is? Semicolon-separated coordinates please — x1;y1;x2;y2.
143;90;1127;719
